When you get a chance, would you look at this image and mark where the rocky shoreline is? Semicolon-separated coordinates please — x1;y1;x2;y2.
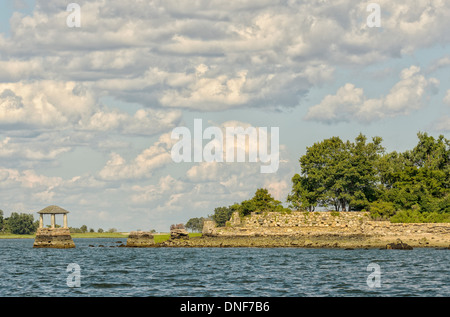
156;234;450;249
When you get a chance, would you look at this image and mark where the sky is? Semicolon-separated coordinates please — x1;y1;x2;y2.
0;0;449;232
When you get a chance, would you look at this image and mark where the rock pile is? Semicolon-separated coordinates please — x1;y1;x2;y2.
170;228;189;240
385;239;413;250
126;231;155;247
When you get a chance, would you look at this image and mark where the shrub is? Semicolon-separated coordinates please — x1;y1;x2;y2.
369;201;397;220
170;223;185;230
391;209;450;223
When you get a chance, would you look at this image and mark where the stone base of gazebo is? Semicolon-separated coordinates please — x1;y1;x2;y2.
33;228;76;249
126;231;155;247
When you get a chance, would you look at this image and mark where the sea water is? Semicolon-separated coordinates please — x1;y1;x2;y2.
0;238;448;297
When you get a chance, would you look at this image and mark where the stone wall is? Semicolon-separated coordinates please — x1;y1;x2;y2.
203;211;450;237
33;228;76;248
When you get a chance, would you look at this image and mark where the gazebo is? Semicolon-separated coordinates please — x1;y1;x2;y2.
33;205;75;249
37;205;70;229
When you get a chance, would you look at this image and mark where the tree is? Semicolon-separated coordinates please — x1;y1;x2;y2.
80;225;88;233
376;132;450;214
238;188;288;217
287;174;322;211
6;212;38;235
98;228;104;233
211;206;236;227
0;210;4;232
290;134;384;211
170;224;185;231
185;217;205;232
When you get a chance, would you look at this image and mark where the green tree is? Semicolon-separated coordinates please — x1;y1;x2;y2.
290;134;384;211
287;173;322;211
0;210;4;232
185;217;205;232
377;133;450;214
80;225;88;233
211;206;236;227
6;212;38;235
239;188;288;217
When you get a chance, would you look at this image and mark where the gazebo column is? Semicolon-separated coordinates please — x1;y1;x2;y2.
51;214;56;228
39;214;44;229
63;214;68;228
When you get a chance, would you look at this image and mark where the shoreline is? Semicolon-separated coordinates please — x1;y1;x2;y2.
156;234;450;249
1;233;449;249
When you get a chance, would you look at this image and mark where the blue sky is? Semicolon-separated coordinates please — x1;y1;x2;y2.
0;0;449;231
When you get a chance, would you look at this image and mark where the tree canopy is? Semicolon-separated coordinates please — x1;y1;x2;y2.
185;217;205;232
209;188;290;227
4;212;38;235
288;133;384;211
287;132;450;222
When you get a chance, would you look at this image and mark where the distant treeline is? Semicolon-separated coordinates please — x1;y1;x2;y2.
0;211;120;235
187;132;450;228
0;211;38;235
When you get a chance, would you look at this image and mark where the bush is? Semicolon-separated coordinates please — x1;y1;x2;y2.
391;209;450;223
369;201;397;220
170;224;185;230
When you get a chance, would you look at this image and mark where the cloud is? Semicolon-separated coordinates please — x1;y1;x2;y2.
98;133;176;181
444;90;450;105
434;116;450;132
3;0;449;112
1;0;450;231
0;136;71;160
305;66;439;124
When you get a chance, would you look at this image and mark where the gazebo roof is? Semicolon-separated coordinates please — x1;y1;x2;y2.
37;205;70;214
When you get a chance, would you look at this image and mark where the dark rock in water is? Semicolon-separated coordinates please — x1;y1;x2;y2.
170;228;189;240
88;245;95;247
386;239;413;250
118;244;126;247
115;241;123;244
344;248;354;250
98;245;105;247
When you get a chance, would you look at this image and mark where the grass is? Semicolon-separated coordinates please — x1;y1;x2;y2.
0;233;35;239
154;233;202;243
71;232;129;239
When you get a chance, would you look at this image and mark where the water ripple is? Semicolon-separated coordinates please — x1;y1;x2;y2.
0;239;448;297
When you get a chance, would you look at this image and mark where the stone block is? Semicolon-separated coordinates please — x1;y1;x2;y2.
33;228;75;249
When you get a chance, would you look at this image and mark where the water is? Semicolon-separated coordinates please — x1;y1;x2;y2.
0;238;448;297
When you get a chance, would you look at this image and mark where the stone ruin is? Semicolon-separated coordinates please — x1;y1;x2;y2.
170;223;189;240
33;205;75;249
126;231;155;247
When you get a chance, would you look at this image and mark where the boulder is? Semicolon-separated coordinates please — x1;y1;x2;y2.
386;239;413;250
170;228;190;240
